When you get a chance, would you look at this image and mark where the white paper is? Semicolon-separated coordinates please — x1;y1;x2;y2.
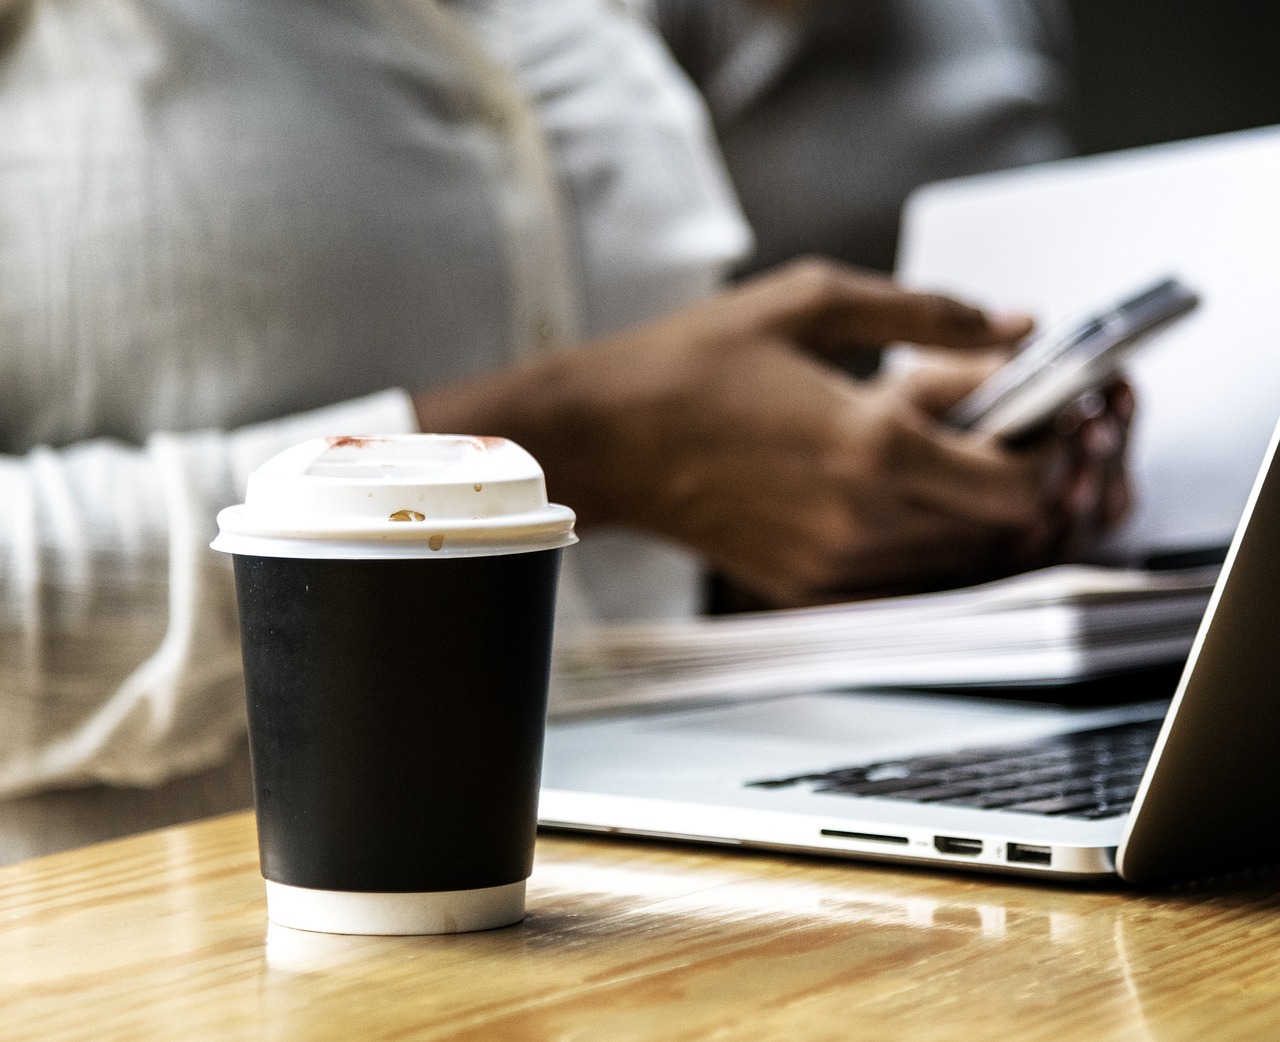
551;565;1215;715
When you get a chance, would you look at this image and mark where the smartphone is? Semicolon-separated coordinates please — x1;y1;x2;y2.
947;275;1200;443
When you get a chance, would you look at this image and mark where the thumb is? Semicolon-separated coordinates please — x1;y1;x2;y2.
891;354;1006;419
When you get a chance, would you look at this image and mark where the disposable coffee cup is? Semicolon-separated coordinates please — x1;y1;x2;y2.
212;434;575;935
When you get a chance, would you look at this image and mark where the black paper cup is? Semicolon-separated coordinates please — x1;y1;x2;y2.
213;435;576;933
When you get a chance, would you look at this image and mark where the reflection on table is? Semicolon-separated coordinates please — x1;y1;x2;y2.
2;811;1280;1041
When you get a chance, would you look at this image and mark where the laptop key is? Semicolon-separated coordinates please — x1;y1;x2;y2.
746;718;1163;818
1004;793;1109;815
883;781;993;802
815;775;942;796
1078;803;1132;820
935;790;1031;809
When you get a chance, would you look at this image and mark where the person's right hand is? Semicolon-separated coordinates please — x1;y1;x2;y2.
414;258;1132;606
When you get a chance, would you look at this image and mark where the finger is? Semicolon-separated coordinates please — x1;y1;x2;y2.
1084;416;1135;531
1094;381;1136;529
1054;377;1136;440
870;413;1062;529
891;355;1006;419
1054;390;1108;438
740;258;1034;356
1106;378;1137;427
1103;468;1134;527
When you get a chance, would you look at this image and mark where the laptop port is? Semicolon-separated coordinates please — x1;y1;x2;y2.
934;836;983;856
821;829;909;846
1006;842;1052;866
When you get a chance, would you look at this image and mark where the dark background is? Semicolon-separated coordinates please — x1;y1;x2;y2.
1067;0;1280;155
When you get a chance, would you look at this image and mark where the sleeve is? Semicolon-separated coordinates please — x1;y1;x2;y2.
0;389;418;799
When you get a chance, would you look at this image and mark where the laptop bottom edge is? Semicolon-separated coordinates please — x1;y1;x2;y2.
537;789;1121;882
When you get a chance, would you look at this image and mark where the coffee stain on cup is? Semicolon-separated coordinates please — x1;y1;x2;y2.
428;534;445;551
389;509;426;522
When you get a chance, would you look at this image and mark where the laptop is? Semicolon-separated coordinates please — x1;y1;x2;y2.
538;416;1280;885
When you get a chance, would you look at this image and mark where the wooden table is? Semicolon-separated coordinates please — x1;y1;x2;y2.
3;811;1280;1042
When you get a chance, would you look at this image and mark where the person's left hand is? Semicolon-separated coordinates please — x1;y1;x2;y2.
878;349;1135;590
1042;379;1136;561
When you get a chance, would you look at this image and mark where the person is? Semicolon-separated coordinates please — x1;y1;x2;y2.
0;0;1129;863
648;0;1074;275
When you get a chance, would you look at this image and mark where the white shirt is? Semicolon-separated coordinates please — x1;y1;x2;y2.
0;0;748;861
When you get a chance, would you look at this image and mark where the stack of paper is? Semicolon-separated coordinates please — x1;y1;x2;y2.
551;565;1217;715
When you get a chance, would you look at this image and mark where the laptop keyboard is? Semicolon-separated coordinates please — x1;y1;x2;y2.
748;718;1163;820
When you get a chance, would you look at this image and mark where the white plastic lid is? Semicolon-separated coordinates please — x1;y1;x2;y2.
211;434;577;559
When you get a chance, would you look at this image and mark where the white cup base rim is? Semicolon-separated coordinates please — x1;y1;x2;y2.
264;878;526;935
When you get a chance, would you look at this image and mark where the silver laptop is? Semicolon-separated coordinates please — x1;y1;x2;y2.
539;418;1280;885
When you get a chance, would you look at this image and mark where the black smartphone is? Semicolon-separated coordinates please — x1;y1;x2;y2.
947;275;1200;443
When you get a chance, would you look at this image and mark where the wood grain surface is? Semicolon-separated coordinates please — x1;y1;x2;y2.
2;811;1279;1042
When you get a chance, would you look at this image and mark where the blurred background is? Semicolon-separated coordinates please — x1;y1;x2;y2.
1067;0;1280;156
654;0;1280;278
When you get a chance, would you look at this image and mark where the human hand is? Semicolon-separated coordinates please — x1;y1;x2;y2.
1041;380;1136;562
870;351;1136;584
414;258;1132;606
